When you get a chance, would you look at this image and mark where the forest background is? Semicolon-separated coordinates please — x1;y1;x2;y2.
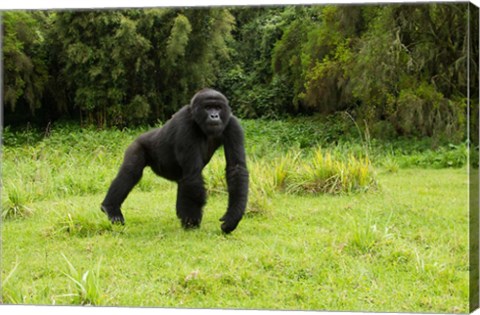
3;3;479;146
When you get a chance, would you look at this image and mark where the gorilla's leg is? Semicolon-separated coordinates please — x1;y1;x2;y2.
176;174;206;229
101;142;146;224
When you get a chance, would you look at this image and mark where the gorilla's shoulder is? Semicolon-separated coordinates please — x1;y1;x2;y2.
225;115;244;131
169;105;191;121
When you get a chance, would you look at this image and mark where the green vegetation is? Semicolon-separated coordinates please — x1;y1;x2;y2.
1;121;470;312
3;4;478;145
1;3;475;312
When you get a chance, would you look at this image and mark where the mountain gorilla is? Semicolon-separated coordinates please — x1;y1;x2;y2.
101;88;248;233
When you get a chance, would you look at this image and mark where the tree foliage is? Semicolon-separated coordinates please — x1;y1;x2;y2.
3;11;48;114
3;4;477;142
41;8;234;126
269;3;476;141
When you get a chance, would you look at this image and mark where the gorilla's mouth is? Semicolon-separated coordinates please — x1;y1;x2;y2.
206;122;223;135
207;122;222;128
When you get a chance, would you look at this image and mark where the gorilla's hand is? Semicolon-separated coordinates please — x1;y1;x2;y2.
219;214;241;234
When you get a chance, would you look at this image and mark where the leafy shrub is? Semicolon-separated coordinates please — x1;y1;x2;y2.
395;143;468;169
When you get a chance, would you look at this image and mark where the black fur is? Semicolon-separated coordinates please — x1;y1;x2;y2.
101;89;249;233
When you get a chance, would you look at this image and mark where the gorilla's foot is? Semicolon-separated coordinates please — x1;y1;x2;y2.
180;217;201;230
101;205;125;225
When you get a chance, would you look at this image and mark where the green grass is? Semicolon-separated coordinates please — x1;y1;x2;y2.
1;121;470;312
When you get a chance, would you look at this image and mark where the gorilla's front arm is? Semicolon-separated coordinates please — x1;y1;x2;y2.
174;133;207;229
220;117;249;233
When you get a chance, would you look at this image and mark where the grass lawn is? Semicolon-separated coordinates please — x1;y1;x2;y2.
2;166;469;312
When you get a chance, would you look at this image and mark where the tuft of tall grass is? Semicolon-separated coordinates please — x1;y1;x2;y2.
348;223;383;255
281;147;376;195
62;213;110;237
61;254;103;305
205;146;376;215
204;156;276;216
273;151;301;191
381;155;400;173
204;155;227;195
2;183;33;219
246;160;276;216
44;209;114;238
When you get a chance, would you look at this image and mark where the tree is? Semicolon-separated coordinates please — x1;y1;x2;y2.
47;8;234;126
217;6;293;118
49;10;152;126
3;11;48;115
349;4;469;141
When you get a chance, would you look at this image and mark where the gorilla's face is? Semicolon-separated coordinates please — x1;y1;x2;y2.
204;103;225;135
191;89;232;137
